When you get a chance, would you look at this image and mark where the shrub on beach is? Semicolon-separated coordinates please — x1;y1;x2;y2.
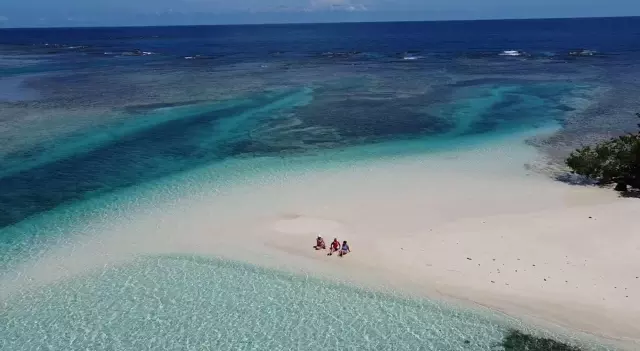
499;329;582;351
566;113;640;192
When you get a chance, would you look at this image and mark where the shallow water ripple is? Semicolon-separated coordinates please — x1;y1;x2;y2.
0;255;517;351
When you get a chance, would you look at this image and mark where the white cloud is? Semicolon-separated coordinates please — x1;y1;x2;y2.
346;4;367;11
309;0;367;11
0;16;8;22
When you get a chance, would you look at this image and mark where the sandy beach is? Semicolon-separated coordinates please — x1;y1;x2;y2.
2;131;639;349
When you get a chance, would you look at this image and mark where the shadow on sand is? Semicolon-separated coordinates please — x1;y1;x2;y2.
555;172;640;199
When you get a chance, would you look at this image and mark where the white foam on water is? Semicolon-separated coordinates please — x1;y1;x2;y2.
499;50;525;56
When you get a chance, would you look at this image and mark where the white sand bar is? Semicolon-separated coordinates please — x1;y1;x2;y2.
3;134;640;349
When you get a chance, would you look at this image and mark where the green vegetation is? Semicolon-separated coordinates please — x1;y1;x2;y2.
499;329;582;351
566;113;640;192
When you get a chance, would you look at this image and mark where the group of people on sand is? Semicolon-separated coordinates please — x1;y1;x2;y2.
314;235;350;257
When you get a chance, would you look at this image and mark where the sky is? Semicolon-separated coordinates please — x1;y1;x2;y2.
0;0;639;27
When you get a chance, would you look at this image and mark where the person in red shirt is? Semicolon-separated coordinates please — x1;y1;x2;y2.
328;238;340;256
314;235;326;250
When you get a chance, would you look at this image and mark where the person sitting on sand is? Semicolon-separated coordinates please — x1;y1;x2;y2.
314;235;326;250
328;238;340;256
339;240;350;257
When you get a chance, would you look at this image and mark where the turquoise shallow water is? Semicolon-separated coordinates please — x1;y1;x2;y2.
0;80;586;231
0;256;519;351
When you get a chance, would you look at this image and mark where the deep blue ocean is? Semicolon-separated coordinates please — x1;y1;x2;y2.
1;17;640;350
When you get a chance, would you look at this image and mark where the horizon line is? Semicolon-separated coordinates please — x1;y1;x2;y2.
1;14;639;30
